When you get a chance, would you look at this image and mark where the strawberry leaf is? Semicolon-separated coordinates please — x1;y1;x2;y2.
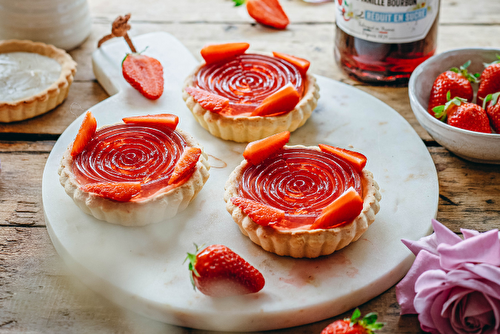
483;54;500;68
350;308;361;325
232;0;246;6
483;92;500;110
362;312;378;325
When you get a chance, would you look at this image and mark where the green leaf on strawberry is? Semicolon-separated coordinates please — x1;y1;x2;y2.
483;92;500;110
483;54;500;68
232;0;246;6
450;60;480;83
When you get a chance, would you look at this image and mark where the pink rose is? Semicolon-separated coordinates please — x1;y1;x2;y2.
396;219;500;334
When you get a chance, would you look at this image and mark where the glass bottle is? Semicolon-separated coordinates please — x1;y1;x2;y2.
334;0;440;86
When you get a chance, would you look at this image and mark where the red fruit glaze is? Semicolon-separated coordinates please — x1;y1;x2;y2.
251;84;300;117
191;244;265;297
168;147;202;185
478;63;500;104
231;197;285;226
239;147;363;230
448;103;492;133
311;187;364;230
80;182;141;202
122;54;164;100
243;131;290;165
318;144;367;172
194;54;304;116
200;43;250;65
185;87;229;113
71;111;97;158
122;113;179;131
272;52;310;76
428;71;473;115
246;0;289;29
73;123;190;200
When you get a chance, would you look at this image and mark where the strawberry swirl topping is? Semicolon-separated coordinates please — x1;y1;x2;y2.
195;54;304;116
239;148;362;225
73;124;187;199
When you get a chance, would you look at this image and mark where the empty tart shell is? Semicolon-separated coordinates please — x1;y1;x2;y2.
182;63;320;143
0;40;77;123
59;127;210;227
224;145;381;258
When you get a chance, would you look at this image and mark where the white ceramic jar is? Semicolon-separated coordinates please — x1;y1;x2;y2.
0;0;91;50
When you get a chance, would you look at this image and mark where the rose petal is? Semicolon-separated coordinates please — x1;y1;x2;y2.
414;269;448;314
438;230;500;270
402;220;462;256
483;294;500;330
449;291;495;334
464;263;500;289
397;251;441;314
461;228;480;239
445;269;500;300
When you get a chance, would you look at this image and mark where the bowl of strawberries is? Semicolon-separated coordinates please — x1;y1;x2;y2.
409;48;500;164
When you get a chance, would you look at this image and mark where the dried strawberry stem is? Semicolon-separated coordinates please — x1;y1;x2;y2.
97;13;137;53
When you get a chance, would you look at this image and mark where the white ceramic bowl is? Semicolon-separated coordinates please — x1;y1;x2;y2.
409;48;500;164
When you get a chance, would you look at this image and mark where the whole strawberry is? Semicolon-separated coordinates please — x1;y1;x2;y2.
483;92;500;133
433;92;491;133
185;244;265;297
477;55;500;104
321;308;384;334
428;61;479;115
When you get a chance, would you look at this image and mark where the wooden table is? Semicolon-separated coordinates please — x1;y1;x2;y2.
1;0;499;332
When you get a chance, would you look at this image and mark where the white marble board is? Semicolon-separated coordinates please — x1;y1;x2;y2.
42;32;438;332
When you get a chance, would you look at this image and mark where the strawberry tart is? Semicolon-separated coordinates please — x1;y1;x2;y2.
182;43;320;142
224;132;381;258
59;112;210;226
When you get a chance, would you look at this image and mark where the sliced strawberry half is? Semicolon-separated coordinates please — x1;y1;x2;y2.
272;51;310;76
246;0;289;30
318;144;367;172
168;147;202;185
122;54;164;100
200;42;250;65
185;87;229;113
251;84;300;117
231;197;285;226
81;182;141;202
311;187;364;230
243;131;290;165
71;111;97;158
122;113;179;131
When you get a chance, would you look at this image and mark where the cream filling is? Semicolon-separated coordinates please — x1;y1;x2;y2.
0;52;62;102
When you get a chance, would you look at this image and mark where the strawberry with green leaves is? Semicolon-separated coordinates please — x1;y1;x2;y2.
477;55;500;104
185;244;265;298
428;61;479;115
483;92;500;133
321;308;384;334
433;92;491;133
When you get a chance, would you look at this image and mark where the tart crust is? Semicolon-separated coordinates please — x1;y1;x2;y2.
0;40;77;123
59;128;210;227
224;145;381;258
182;63;320;143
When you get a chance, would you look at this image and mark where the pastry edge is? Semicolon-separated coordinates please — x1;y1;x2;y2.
58;128;210;227
223;146;381;258
0;39;77;123
182;63;320;143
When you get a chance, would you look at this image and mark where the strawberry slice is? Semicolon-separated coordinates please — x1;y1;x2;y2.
318;144;367;172
71;111;97;158
122;113;179;131
231;197;285;226
243;131;290;165
168;147;202;185
251;84;300;117
185;87;229;113
200;42;250;65
311;187;364;230
186;244;265;297
122;54;164;100
81;182;141;202
272;51;310;76
246;0;289;30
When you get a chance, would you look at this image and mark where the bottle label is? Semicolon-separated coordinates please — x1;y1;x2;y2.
335;0;439;44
